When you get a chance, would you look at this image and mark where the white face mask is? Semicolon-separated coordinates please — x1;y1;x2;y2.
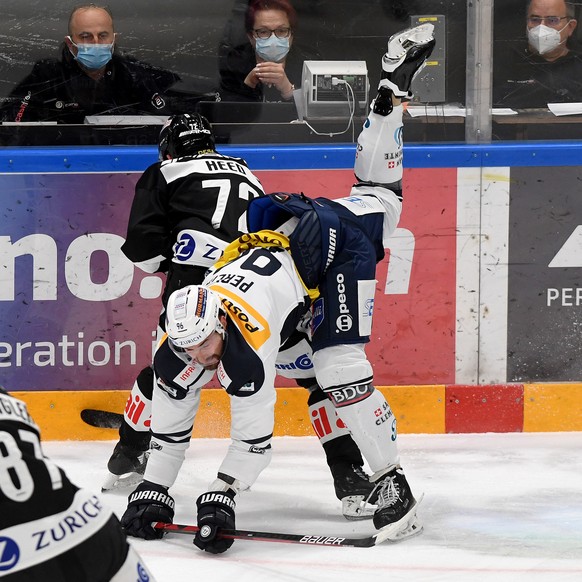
527;23;567;55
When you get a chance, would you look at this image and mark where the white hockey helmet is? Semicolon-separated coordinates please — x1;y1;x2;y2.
165;285;224;348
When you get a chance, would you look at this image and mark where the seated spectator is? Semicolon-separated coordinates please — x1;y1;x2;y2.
0;4;180;123
494;0;582;107
218;0;317;102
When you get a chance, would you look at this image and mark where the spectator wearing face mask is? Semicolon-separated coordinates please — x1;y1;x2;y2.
218;0;318;102
0;4;181;123
493;0;582;107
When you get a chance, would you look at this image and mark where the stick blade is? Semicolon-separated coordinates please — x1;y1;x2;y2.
81;409;123;429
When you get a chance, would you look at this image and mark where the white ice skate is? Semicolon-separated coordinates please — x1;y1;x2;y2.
380;23;436;98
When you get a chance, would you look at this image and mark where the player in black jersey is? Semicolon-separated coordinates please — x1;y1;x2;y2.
0;387;156;581
103;113;266;492
105;113;376;518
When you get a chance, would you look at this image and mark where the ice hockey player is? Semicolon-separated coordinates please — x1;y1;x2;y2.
103;112;265;492
119;24;435;553
0;387;156;581
104;112;379;520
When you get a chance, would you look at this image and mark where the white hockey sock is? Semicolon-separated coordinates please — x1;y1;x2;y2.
334;389;400;473
354;104;404;186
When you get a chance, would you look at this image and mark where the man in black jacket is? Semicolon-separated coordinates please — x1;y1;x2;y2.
0;4;179;123
494;0;582;107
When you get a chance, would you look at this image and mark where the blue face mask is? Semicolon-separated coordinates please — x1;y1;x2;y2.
255;36;290;63
68;38;114;70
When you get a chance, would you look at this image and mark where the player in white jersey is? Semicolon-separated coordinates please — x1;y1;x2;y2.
0;387;156;581
120;24;436;553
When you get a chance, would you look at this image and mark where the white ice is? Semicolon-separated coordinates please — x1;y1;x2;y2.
44;432;582;582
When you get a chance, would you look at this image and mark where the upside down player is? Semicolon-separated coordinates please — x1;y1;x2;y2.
119;24;436;553
104;114;380;519
0;387;156;581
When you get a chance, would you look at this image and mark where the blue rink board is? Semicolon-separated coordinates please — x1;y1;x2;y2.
1;141;581;173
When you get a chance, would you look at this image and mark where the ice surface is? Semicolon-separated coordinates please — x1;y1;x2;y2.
43;432;582;582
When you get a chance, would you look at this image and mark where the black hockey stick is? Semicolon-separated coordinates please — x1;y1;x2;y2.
153;522;378;548
80;409;123;429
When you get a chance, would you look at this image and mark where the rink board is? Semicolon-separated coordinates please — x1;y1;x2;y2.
13;383;582;441
0;164;456;391
3;142;582;438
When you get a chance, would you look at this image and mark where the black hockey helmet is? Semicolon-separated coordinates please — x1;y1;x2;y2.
158;113;215;159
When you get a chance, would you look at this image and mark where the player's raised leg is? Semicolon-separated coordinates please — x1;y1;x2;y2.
314;23;435;541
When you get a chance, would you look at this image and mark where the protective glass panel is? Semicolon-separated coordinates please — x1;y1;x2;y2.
0;0;467;145
492;0;582;141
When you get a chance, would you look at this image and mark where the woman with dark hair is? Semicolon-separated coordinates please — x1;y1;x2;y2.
218;0;314;102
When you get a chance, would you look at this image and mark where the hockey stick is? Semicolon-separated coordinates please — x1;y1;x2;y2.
80;409;123;429
153;522;378;548
153;498;423;548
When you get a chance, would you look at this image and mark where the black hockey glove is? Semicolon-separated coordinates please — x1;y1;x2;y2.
121;480;175;540
193;490;236;554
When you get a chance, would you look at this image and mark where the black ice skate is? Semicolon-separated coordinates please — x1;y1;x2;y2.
331;463;378;520
102;442;149;492
379;23;436;100
371;466;424;542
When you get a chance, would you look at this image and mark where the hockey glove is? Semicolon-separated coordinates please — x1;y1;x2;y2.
193;490;236;554
121;480;175;540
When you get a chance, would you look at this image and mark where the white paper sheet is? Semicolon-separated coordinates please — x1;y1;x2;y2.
547;102;582;116
405;106;518;117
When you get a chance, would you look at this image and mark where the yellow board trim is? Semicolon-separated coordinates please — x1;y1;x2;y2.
12;385;446;441
12;383;580;441
524;383;582;431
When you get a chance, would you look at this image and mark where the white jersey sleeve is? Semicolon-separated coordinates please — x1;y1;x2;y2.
203;247;310;487
146;340;215;488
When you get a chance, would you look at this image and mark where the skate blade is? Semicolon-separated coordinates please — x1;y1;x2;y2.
385;23;435;63
342;496;377;521
101;471;144;492
374;493;424;544
401;23;435;46
392;23;435;49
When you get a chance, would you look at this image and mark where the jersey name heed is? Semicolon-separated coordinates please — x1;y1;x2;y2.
160;154;263;191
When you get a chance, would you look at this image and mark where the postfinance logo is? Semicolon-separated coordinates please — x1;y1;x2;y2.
209;284;270;350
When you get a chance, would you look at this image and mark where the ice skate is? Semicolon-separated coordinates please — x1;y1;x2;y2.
101;442;149;492
371;466;423;542
331;463;378;521
379;23;436;99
